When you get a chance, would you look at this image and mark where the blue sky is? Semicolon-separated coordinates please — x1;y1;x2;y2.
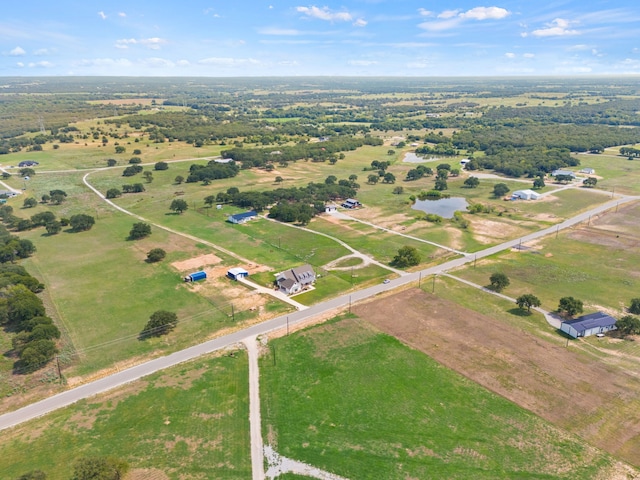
1;1;639;76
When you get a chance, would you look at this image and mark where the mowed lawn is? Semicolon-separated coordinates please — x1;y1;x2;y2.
260;317;620;479
0;352;250;480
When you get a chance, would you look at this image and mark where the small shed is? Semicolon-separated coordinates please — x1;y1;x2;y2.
184;271;207;282
18;160;39;167
227;267;249;280
512;189;541;201
325;204;337;213
580;167;596;175
560;312;617;338
228;211;258;224
341;198;362;209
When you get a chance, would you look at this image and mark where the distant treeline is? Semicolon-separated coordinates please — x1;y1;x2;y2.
222;136;383;168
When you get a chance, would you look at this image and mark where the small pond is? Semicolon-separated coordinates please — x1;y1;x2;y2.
402;152;440;163
412;197;469;219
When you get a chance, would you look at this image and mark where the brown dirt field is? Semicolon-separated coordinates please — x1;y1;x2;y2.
171;253;222;272
354;288;640;467
126;468;169;480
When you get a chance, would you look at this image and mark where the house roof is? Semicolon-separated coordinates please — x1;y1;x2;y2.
292;264;315;283
514;189;538;196
552;170;576;177
228;267;248;276
562;312;617;333
229;211;257;221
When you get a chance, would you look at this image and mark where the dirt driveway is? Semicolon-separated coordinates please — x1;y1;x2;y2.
354;288;640;467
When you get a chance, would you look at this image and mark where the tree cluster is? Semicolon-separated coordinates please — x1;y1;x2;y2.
391;246;421;268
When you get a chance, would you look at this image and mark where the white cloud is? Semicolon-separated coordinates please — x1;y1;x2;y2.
418;8;433;17
505;52;516;58
420;6;511;32
118;12;126;17
98;11;107;20
523;53;535;58
142;57;175;68
115;37;167;50
33;48;51;56
269;5;274;9
460;7;510;20
278;60;300;66
176;59;190;67
296;6;352;22
9;46;26;56
438;10;460;19
259;27;302;36
353;19;367;27
531;18;579;37
407;61;430;69
197;57;260;66
349;60;378;66
592;49;604;57
16;62;24;67
75;58;134;68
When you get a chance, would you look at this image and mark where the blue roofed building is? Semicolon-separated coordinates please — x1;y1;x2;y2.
560;312;617;338
227;211;258;224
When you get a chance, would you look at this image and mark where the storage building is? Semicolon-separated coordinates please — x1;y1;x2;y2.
560;312;617;338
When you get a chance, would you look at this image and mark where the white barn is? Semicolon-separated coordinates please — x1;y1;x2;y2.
512;189;541;201
560;312;617;338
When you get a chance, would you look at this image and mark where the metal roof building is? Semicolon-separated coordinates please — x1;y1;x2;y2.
560;312;617;338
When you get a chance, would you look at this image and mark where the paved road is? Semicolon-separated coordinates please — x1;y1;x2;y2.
0;190;636;431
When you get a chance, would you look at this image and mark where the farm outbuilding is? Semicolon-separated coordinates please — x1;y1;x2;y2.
341;198;362;209
184;271;207;282
227;267;249;280
227;211;258;224
580;167;596;175
560;312;617;338
512;189;541;201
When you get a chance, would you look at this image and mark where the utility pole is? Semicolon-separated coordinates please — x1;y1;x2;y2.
286;316;289;336
56;355;62;383
556;225;559;239
474;254;477;268
418;272;422;288
349;295;352;313
231;304;235;322
432;275;436;294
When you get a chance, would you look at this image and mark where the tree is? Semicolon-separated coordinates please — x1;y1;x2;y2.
204;195;216;207
115;145;126;154
489;272;510;292
391;246;421;268
71;456;129;480
387;149;395;155
516;294;541;312
146;248;166;263
583;177;597;188
106;158;117;167
128;222;151;240
533;177;545;189
142;310;178;337
19;339;58;371
558;296;583;317
493;183;510;197
392;186;404;195
45;221;62;235
22;197;37;208
69;214;95;232
41;194;50;203
367;174;379;184
616;315;640;336
143;171;153;183
170;199;188;214
383;172;396;184
14;470;47;480
275;176;283;184
464;176;479;188
325;175;337;185
106;188;121;199
174;175;184;185
50;193;66;205
629;298;640;315
434;178;448;191
19;168;35;177
31;211;55;226
154;161;169;171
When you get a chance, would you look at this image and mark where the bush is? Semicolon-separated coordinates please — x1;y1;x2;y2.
629;298;640;315
154;161;169;170
129;157;142;164
146;248;166;263
106;188;121;199
69;214;95;232
129;222;151;240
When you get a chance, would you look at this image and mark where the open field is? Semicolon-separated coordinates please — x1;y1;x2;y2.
0;350;250;480
260;314;632;479
574;151;640;195
450;201;640;317
355;288;640;468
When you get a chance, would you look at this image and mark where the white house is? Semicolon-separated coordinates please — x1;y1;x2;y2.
228;211;258;224
580;167;596;175
512;189;541;201
276;264;316;295
325;204;338;213
560;312;617;338
227;267;249;280
551;169;576;179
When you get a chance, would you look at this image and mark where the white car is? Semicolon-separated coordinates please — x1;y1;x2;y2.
383;279;390;284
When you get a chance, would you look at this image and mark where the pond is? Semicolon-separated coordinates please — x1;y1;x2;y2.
412;197;469;219
402;152;440;163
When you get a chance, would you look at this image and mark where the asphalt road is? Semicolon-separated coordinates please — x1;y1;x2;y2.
0;194;636;432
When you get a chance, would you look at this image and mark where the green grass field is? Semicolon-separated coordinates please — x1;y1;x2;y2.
260;316;621;479
0;351;250;480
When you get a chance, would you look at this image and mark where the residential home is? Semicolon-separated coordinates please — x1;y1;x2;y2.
228;211;258;224
276;264;316;295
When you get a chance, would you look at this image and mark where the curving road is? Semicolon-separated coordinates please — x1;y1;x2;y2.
0;191;637;431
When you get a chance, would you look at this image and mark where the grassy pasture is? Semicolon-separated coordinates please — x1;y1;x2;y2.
0;351;250;480
260;316;619;479
574;151;640;195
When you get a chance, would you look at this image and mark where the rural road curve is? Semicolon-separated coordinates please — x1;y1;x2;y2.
0;190;637;431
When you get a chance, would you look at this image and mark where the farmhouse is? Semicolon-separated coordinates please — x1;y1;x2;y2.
512;189;541;201
276;264;316;295
551;169;576;179
18;160;39;167
227;211;258;224
560;312;617;338
341;198;362;209
227;267;249;280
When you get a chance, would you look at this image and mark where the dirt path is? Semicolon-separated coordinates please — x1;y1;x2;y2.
243;336;265;480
